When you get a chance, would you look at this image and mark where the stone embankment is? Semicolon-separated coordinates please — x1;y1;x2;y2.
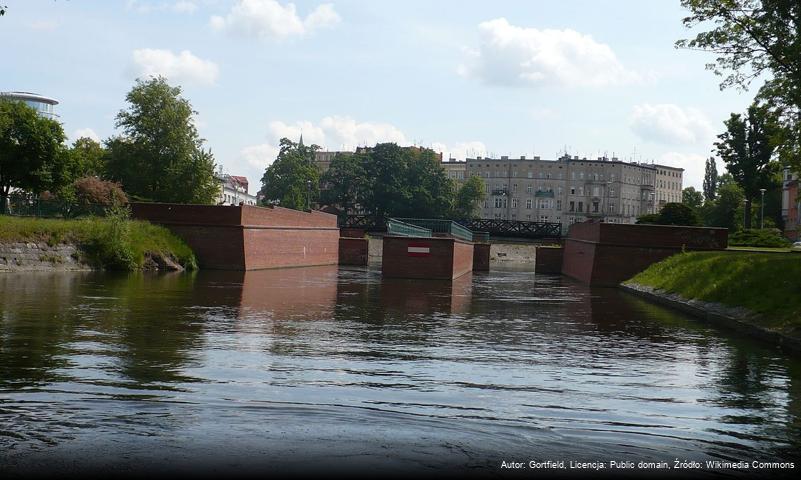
622;283;801;355
0;242;90;272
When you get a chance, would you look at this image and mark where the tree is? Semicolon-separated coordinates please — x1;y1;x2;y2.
106;76;218;204
703;157;718;201
453;175;486;219
260;137;320;210
703;182;745;231
320;152;367;214
0;98;66;212
715;102;780;228
70;137;106;178
682;186;703;209
657;202;701;226
676;0;801;172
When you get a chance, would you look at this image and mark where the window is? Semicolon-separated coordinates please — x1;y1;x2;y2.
527;171;533;178
592;186;600;197
513;183;518;192
526;185;532;193
511;198;518;208
570;187;575;195
495;198;503;208
578;201;584;212
526;199;532;209
556;200;562;210
578;187;584;196
569;201;575;212
592;202;599;213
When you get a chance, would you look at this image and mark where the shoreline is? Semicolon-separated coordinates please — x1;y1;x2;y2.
621;282;801;356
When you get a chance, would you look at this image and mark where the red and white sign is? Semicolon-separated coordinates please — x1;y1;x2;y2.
407;242;431;257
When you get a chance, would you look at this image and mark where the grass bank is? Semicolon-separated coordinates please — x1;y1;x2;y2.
0;214;196;271
625;251;801;340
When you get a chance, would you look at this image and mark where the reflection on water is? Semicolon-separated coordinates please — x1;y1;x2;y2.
0;267;799;476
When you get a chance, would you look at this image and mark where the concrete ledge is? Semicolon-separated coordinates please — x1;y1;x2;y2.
621;283;801;356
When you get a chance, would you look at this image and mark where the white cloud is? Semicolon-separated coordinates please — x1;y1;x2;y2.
459;18;640;88
241;143;281;170
126;1;198;14
28;20;59;31
72;128;101;143
131;48;219;86
431;141;487;161
210;0;340;39
657;152;706;190
630;103;715;145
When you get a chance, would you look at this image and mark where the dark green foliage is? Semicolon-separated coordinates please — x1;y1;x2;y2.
635;213;661;225
0;98;67;211
106;77;218;204
700;182;745;231
320;152;366;214
715;102;780;228
703;157;717;201
657;202;701;226
677;0;801;174
320;143;454;219
729;228;791;248
260;138;320;210
682;186;703;209
453;175;487;219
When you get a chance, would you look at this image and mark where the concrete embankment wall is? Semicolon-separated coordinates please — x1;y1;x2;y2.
489;243;538;264
0;242;90;272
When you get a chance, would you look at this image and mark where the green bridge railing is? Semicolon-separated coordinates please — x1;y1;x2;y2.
394;218;474;242
386;218;433;238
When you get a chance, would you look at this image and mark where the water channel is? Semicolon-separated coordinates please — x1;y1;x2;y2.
0;267;799;476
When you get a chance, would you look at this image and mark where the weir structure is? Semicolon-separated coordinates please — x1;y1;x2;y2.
380;218;489;280
131;203;340;270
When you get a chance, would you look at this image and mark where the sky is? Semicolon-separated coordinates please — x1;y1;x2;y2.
2;0;760;190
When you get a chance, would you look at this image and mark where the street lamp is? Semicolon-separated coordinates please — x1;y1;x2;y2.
743;199;748;230
759;188;766;229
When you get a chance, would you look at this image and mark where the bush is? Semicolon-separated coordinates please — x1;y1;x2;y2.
728;228;791;248
657;202;700;226
73;176;128;207
636;213;660;225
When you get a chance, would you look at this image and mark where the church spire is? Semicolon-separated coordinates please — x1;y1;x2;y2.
298;132;304;148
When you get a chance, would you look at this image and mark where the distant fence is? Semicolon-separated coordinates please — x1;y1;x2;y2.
4;198;108;218
393;218;475;242
339;215;562;239
386;218;432;238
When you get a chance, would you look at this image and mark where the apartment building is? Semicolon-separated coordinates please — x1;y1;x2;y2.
466;154;678;233
441;159;467;185
654;164;684;209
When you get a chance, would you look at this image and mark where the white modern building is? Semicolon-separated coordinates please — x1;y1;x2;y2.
0;91;59;119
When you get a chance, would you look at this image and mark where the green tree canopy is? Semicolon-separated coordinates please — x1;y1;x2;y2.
0;98;67;211
453;175;487;219
106;76;218;204
677;0;801;171
657;202;701;226
703;156;718;201
702;181;745;231
682;186;703;209
320;152;367;215
260;137;320;210
715;102;780;228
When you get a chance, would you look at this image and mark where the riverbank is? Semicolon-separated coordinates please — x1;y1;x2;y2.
623;251;801;353
0;215;196;272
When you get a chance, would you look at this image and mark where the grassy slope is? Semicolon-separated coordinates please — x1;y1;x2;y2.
0;215;196;270
626;251;801;335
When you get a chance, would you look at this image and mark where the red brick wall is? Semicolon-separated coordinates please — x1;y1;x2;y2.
339;237;368;265
452;240;474;278
562;223;728;286
472;243;490;271
535;247;563;274
382;236;474;280
131;202;339;270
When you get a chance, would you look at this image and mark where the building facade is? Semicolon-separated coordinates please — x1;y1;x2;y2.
782;167;799;241
0;91;59;119
441;159;467;185
654;164;684;209
466;155;681;233
217;174;258;206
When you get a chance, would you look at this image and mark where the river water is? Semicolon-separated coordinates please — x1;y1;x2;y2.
0;267;799;477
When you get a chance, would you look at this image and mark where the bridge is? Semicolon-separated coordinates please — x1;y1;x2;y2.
339;215;562;240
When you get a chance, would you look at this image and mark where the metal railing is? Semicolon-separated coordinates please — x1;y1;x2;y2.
386;218;432;237
4;198;108;218
394;218;474;242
